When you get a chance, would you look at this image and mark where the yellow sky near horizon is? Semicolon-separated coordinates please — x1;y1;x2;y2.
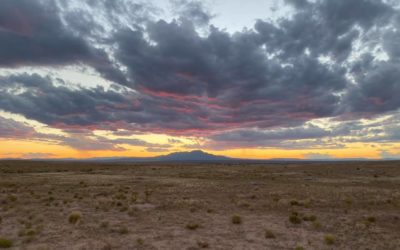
1;138;396;160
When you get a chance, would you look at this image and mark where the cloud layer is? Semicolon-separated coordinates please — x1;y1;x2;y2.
1;0;400;154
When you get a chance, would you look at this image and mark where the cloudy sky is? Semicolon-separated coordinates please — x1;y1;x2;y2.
1;0;400;159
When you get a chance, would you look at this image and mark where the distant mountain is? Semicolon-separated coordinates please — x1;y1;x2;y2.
1;150;384;162
154;150;231;161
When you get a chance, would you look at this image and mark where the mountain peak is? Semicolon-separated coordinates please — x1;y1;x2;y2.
155;150;230;161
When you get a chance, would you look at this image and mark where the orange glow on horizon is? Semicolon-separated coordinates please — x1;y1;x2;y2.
0;139;395;160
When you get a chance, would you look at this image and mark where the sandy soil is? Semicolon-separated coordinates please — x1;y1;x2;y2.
0;161;399;250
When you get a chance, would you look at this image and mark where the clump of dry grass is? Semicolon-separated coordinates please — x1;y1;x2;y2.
289;212;302;224
68;211;82;224
324;234;335;245
186;222;199;230
366;216;376;223
117;226;129;235
231;215;242;224
131;192;138;202
7;195;17;202
290;200;303;206
0;238;12;248
100;221;109;229
264;229;276;239
312;220;321;229
144;189;153;202
302;214;317;222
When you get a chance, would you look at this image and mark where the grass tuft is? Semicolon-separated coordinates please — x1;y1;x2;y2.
264;229;276;239
231;215;242;224
0;238;12;248
68;211;82;224
186;222;199;230
324;234;335;245
289;214;302;224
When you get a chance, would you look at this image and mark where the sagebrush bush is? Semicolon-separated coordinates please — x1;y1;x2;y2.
324;234;335;245
231;215;242;224
264;229;275;239
186;222;199;230
0;238;12;248
68;211;82;224
289;214;302;224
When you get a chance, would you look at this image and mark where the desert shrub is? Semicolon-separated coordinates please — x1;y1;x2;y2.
131;192;138;203
7;195;17;202
114;193;127;200
290;200;302;206
324;234;335;245
264;229;275;239
144;189;153;202
231;215;242;224
295;246;304;250
367;216;376;223
100;221;109;228
0;238;12;248
289;215;302;224
68;211;82;224
303;215;317;222
186;222;199;230
118;226;129;235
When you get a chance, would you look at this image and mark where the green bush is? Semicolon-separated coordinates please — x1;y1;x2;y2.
324;234;335;245
0;238;12;248
68;211;82;224
289;215;302;224
264;229;276;239
231;215;242;224
186;222;199;230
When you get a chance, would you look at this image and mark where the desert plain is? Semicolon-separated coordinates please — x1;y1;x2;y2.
0;161;399;250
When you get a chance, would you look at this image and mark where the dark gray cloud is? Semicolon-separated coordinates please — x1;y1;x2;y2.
114;19;347;131
0;73;141;128
59;135;170;151
0;0;126;84
0;0;88;66
0;115;170;152
211;125;331;143
0;116;35;138
259;0;393;62
343;60;400;114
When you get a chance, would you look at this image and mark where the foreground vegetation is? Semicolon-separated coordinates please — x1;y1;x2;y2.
0;161;399;249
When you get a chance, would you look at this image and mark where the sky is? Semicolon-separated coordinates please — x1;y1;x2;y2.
1;0;400;160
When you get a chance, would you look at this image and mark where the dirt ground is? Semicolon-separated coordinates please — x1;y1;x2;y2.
0;161;399;250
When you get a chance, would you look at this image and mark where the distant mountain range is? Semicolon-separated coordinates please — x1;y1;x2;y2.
153;150;230;161
85;150;233;162
1;150;395;162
